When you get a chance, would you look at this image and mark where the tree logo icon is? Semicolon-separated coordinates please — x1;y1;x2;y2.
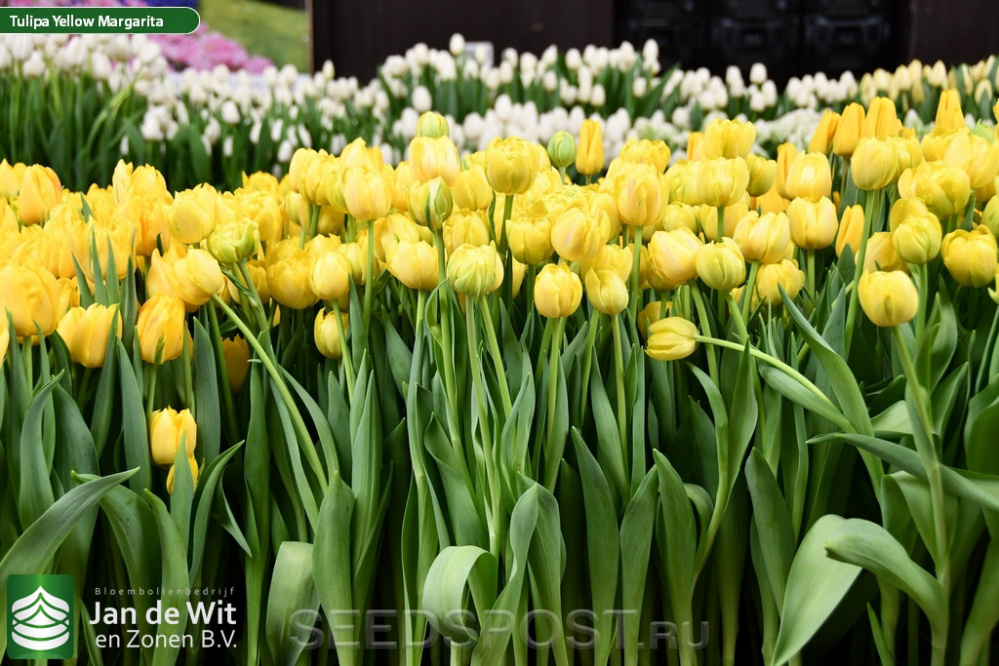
6;574;75;659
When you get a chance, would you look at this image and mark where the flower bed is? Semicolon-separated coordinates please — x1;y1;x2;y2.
3;31;999;665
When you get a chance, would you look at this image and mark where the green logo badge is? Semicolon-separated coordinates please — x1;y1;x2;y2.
6;574;74;660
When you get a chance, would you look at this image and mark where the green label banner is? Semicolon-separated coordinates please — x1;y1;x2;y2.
0;8;200;34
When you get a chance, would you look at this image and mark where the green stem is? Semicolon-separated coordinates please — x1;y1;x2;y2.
478;296;512;418
806;250;817;308
181;333;195;414
717;205;726;242
741;262;760;323
212;295;329;495
690;283;719;385
363;218;375;330
465;298;502;559
630;225;643;325
207;304;240;445
611;313;628;470
332;301;355;402
144;365;158;420
577;308;601;422
544;317;567;490
433;229;464;460
845;188;879;355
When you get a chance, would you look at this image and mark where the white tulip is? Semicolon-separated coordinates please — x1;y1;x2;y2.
412;86;432;113
749;63;767;85
22;52;46;79
449;33;466;57
566;48;582;71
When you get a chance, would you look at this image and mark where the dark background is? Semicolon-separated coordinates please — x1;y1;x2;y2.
309;0;999;84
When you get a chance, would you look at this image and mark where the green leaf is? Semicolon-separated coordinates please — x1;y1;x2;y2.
619;468;658;666
147;491;191;666
652;451;695;630
960;537;999;666
193;319;221;463
118;339;152;492
313;472;357;666
823;518;946;629
745;449;795;612
16;375;59;527
267;541;319;666
0;469;137;658
423;546;498;643
189;444;243;580
773;515;861;665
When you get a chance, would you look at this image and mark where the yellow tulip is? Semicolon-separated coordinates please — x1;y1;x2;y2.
859;271;918;326
409;136;460;186
695;238;746;291
646;317;698;361
934;89;966;132
266;240;319;309
166;456;200;495
576;119;605;176
687;132;704;161
551;196;609;262
228;259;269;305
584;268;629;315
57;303;121;368
207;216;258;265
897;162;972;219
755;259;805;305
416;111;450;138
485;137;537;195
237;189;286;243
310;250;352;301
703;119;756;160
808;110;841;154
447;243;504;298
242;171;281;194
864;232;906;273
407;177;453;231
165;184;217;244
0;159;23;199
734;211;790;264
0;259;62;337
136;294;187;364
775;143;798;199
836;205;865;257
340;138;384;171
150;407;197;465
833;102;864;157
615;162;664;227
694;158;749;209
387;239;439;291
788;197;838;250
18;165;63;225
451;165;493;211
619;138;671;173
785;152;832;202
637;301;665;339
222;335;250;393
851;138;898;190
862;97;901;140
892;212;942;264
547;131;578;169
344;167;393;221
661;203;699;234
507;209;554;265
745;154;777;198
943;132;999;190
314;309;349;359
981;196;999;237
942;227;998;287
649;228;702;289
534;263;582;318
443;208;492;256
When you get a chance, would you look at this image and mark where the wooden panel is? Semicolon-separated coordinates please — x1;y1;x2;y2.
311;0;614;78
902;0;999;64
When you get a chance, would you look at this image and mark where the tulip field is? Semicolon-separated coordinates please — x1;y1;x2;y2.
4;31;999;666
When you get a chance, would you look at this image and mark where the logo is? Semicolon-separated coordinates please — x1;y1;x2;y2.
7;574;74;659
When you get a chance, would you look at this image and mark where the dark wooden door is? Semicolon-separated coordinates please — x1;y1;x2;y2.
311;0;614;79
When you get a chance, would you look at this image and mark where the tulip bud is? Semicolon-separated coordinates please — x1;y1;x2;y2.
695;238;746;291
452;165;493;211
447;243;504;297
687;132;705;161
615;162;665;227
649;228;702;288
892;211;942;264
859;271;918;327
788;197;838;250
864;232;906;273
703;119;756;160
862;97;901;140
408;177;454;231
387;239;439;291
310;251;352;301
584;268;629;315
0;259;62;337
166;184;218;244
409;136;460;186
150;407;197;466
416;111;450;138
734;211;790;264
897;162;972;220
485;137;538;195
18;165;63;225
836;205;865;257
222;335;250;393
314;309;349;359
166;456;200;495
785;153;832;202
207;217;258;264
755;259;805;305
981;196;999;237
57;303;122;368
534;263;582;318
775;143;798;199
576;119;605;176
551;197;608;262
646;317;698;361
942;227;998;287
0;159;22;199
808;110;841;154
834;103;864;157
137;294;187;365
547;131;577;169
745;154;777;197
935;89;965;133
851;138;897;191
